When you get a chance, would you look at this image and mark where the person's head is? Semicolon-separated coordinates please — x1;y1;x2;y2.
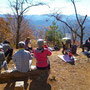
89;37;90;41
37;39;44;49
3;40;10;44
0;45;3;51
26;37;30;43
18;41;25;48
66;39;71;44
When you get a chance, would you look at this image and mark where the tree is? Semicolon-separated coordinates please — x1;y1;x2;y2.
6;14;34;46
8;0;44;48
63;19;79;45
52;0;87;47
0;17;12;42
71;0;87;46
45;21;62;46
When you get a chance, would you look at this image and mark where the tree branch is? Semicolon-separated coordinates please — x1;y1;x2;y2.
52;15;81;37
71;0;80;26
82;15;87;25
20;3;46;15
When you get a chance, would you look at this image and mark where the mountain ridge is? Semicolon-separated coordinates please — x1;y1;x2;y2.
0;14;90;41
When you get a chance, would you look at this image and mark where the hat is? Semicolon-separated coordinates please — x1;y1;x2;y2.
37;39;44;48
18;41;25;47
3;40;10;44
0;45;3;49
26;37;30;40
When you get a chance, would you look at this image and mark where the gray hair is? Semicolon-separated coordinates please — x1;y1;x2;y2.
37;39;44;48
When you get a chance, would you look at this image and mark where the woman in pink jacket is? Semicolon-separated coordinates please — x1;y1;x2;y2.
34;39;52;70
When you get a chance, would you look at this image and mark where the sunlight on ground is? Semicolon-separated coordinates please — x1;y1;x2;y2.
0;48;90;90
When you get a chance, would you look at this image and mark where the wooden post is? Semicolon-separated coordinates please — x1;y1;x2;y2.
14;81;24;90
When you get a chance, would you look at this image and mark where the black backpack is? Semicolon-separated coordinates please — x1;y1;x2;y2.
71;45;77;54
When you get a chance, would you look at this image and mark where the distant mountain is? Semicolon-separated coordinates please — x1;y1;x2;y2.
0;14;90;41
25;14;90;41
25;15;55;27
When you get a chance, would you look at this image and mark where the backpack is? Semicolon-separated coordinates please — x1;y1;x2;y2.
87;51;90;58
71;45;77;54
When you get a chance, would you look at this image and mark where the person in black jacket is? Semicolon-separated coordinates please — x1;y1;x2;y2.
2;40;13;64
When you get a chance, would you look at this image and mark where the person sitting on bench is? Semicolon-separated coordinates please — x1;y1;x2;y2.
2;40;13;64
12;41;32;72
34;39;52;71
0;45;8;73
25;37;32;52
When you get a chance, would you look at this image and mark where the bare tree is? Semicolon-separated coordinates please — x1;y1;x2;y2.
6;14;35;47
62;21;79;45
51;0;87;47
52;14;80;42
8;0;45;48
71;0;87;47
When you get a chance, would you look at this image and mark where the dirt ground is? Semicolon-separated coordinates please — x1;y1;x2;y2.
0;48;90;90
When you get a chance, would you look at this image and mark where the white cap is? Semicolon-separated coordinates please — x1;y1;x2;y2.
18;41;25;47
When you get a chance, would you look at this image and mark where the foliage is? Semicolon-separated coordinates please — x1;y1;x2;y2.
8;0;44;48
45;21;62;46
0;17;12;42
5;14;35;47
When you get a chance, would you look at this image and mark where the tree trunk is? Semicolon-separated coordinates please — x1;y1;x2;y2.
16;16;21;49
80;26;84;48
16;28;20;49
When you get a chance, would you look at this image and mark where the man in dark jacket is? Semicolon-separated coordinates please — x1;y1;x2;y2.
2;40;13;64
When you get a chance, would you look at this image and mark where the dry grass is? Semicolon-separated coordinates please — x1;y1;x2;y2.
0;48;90;90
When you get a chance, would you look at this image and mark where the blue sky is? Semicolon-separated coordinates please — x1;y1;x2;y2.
0;0;90;16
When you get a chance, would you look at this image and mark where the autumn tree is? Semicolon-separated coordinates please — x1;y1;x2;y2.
34;25;48;39
0;17;12;42
8;0;45;48
6;14;35;46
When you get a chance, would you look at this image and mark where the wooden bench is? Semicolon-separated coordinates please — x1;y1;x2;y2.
0;69;49;84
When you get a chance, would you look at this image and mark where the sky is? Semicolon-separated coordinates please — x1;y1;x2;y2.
0;0;90;16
